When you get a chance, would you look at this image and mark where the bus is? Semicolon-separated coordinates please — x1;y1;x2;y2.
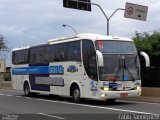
11;33;150;102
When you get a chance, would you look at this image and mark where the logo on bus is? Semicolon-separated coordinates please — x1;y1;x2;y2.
49;66;64;74
90;80;98;91
67;65;78;73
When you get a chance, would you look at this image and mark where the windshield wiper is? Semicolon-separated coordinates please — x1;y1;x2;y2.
122;56;135;81
115;55;122;78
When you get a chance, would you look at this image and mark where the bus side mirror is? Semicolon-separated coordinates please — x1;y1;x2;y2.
140;51;150;67
96;50;104;67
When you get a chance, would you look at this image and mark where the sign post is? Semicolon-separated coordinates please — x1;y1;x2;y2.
63;1;148;35
124;2;148;21
63;0;124;35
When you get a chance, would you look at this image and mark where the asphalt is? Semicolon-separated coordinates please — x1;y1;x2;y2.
0;89;160;120
120;96;160;103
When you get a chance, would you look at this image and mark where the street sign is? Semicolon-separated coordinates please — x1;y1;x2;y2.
124;2;148;21
63;0;91;11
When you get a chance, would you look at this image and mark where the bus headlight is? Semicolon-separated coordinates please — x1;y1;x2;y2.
100;87;109;91
101;94;106;97
136;86;141;90
134;82;141;90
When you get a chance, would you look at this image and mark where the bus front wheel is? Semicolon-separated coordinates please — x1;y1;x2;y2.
71;85;81;103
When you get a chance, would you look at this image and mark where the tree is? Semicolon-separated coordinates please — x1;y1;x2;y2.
133;31;160;56
133;31;160;87
0;35;8;50
133;31;160;67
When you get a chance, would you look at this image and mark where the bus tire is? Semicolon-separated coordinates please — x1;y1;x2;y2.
71;85;81;103
24;82;31;97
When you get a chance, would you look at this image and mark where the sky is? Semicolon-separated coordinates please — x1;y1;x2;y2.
0;0;160;66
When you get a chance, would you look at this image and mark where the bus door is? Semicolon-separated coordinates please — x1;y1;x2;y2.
82;40;98;98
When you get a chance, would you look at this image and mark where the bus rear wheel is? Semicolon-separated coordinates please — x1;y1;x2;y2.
24;82;31;97
71;86;81;103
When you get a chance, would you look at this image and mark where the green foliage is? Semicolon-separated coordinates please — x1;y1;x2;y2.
4;73;11;81
133;31;160;87
133;31;160;55
0;35;8;50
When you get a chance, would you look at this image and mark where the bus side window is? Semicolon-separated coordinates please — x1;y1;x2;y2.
54;43;68;61
43;45;54;62
67;41;81;62
36;47;45;63
24;49;29;64
55;44;62;61
30;48;36;64
82;40;98;81
49;45;55;62
13;49;29;65
12;51;16;64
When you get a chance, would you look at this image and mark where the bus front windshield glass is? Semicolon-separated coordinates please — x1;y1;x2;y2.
96;40;137;53
95;40;140;81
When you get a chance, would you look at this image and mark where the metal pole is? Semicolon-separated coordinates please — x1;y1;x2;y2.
107;21;109;35
108;8;125;35
68;0;124;35
108;8;125;20
62;24;78;35
91;3;110;35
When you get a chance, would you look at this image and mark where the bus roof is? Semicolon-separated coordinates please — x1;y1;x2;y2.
48;33;133;44
12;46;30;51
13;33;133;51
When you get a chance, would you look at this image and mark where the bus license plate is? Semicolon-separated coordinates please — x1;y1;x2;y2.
120;93;128;97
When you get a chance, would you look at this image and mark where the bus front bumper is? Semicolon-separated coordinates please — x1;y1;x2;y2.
99;89;141;100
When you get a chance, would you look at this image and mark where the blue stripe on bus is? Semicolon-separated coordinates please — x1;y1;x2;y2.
12;65;64;75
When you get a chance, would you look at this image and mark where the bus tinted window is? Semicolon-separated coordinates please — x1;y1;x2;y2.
44;45;55;62
35;46;45;63
12;49;29;64
82;40;97;80
67;41;81;61
29;48;36;64
54;43;67;61
96;41;137;53
54;41;81;62
14;41;81;64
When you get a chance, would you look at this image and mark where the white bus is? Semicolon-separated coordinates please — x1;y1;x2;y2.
11;33;150;102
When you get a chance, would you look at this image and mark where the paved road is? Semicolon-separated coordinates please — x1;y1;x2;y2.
0;89;159;120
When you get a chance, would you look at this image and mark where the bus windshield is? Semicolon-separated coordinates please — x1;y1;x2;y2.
95;40;137;53
95;40;140;81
